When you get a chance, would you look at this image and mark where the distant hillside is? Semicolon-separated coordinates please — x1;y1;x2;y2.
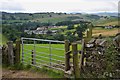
2;12;118;27
1;12;119;42
93;12;118;17
94;17;118;26
1;12;101;23
100;21;118;26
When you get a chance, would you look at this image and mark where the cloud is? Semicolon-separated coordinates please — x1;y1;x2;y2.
0;0;24;12
0;0;119;13
83;2;118;12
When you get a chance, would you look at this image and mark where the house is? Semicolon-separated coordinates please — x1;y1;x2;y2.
104;25;113;29
24;26;61;35
36;27;47;31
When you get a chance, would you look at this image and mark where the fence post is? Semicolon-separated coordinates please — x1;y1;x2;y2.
72;43;80;78
79;39;85;73
88;28;92;38
7;41;14;65
65;40;71;71
31;50;36;65
15;40;21;64
86;26;92;41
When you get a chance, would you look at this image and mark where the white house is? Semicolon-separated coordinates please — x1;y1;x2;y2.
105;25;113;29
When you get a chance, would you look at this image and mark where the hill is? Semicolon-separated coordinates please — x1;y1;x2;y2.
2;12;118;26
94;18;118;26
1;12;118;42
93;12;118;17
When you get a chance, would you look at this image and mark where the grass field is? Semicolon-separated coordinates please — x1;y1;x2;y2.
23;44;65;63
100;21;118;26
92;27;119;37
94;18;118;26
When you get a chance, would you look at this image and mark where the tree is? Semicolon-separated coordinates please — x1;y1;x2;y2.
53;34;64;41
65;35;77;42
46;30;52;35
30;32;36;38
66;31;72;36
76;23;88;40
67;25;74;30
65;31;78;42
49;15;52;17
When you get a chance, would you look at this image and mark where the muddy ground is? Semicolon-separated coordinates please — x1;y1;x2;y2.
2;68;50;78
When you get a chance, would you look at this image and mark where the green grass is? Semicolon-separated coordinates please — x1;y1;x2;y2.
0;34;8;45
22;44;65;69
33;16;69;24
3;15;66;24
23;44;65;63
100;21;118;26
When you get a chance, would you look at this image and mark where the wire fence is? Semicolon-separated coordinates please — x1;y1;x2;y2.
21;37;65;71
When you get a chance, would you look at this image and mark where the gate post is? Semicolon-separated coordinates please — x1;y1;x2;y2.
65;40;71;71
15;39;21;64
86;26;92;42
7;41;14;65
72;43;80;78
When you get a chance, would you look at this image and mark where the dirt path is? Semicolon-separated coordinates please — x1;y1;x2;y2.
2;68;50;78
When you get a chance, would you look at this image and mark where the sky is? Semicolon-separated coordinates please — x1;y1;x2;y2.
0;0;119;13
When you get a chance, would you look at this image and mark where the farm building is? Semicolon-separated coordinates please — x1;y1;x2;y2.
104;25;113;29
24;29;58;35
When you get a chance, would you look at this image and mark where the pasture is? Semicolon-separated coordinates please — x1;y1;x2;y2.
92;27;118;37
22;44;65;63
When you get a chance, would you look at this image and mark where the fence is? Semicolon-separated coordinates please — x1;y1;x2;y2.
21;37;66;72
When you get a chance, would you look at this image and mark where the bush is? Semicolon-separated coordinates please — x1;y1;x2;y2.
67;25;74;30
53;34;64;41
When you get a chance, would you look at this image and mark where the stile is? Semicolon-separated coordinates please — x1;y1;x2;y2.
79;39;85;73
72;43;80;78
65;40;71;71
